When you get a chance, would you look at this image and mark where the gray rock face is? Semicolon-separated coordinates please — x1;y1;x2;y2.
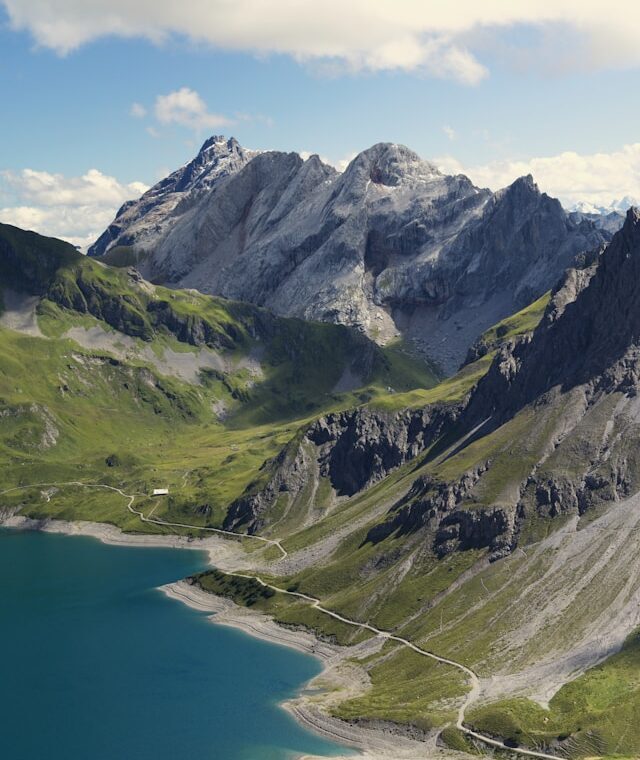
305;404;458;496
424;208;640;552
224;403;460;533
92;138;608;374
226;209;640;558
467;208;640;423
435;505;514;558
88;136;257;257
363;463;497;547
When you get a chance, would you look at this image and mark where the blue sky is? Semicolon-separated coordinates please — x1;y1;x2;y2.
2;1;640;246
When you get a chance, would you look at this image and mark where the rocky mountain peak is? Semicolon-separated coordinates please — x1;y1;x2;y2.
168;134;253;195
345;142;441;187
496;173;542;206
512;173;536;190
91;138;610;373
88;135;256;257
618;204;640;239
198;134;238;154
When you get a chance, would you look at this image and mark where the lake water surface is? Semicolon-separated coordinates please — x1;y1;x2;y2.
0;529;351;760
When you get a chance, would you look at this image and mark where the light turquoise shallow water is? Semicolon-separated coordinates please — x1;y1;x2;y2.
0;528;351;760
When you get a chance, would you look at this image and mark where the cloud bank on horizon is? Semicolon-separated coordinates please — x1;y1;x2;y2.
0;168;148;249
437;143;640;211
4;0;640;84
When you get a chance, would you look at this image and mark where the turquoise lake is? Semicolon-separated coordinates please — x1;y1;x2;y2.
0;529;350;760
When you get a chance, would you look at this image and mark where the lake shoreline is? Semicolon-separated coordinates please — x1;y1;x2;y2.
1;515;457;760
0;514;248;568
161;580;449;760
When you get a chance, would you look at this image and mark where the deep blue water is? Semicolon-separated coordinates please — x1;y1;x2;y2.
0;529;350;760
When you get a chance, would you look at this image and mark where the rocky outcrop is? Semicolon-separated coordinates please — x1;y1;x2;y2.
92;139;608;373
224;436;311;532
465;208;640;428
532;474;625;516
306;405;458;496
363;462;515;559
365;464;488;542
224;403;461;532
435;507;514;559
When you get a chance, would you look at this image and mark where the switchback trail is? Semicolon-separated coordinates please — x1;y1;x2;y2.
1;480;562;760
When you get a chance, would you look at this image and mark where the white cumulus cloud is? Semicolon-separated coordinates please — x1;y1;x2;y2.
154;87;232;132
7;1;640;83
436;143;640;209
0;168;148;249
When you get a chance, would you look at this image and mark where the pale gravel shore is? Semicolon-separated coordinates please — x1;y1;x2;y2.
1;515;465;760
1;515;250;570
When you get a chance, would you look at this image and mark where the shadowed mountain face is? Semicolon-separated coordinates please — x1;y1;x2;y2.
466;208;640;425
91;138;608;374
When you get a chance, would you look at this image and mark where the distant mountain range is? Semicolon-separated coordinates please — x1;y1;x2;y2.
570;196;639;215
90;137;611;374
567;198;635;236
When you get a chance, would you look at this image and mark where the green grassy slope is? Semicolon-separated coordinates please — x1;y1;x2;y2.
0;223;437;531
467;630;640;758
465;291;550;362
194;292;640;756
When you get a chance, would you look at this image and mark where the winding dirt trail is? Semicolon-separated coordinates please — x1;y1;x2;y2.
231;571;562;760
0;481;288;559
1;480;562;760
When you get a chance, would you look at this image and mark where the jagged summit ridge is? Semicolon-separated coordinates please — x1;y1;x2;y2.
88;136;257;258
344;142;442;187
467;207;640;424
92;137;608;373
161;135;251;194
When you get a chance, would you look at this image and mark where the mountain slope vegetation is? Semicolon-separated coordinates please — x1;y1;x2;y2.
0;223;437;528
188;211;640;759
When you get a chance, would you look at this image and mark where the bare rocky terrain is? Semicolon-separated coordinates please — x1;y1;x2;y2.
92;138;609;374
